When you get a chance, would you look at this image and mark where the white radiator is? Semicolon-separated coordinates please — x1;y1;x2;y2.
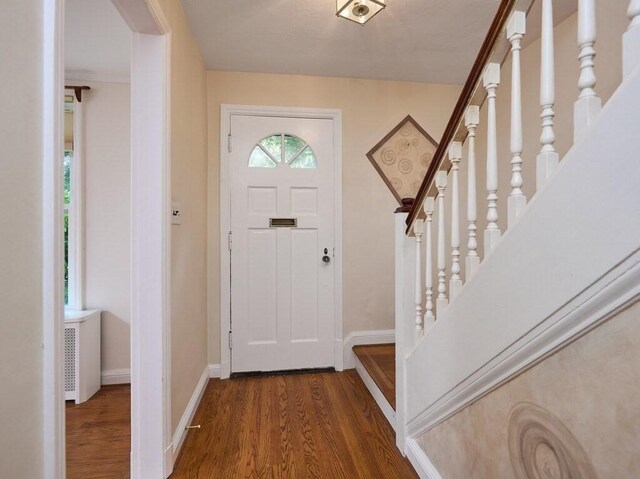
64;310;101;404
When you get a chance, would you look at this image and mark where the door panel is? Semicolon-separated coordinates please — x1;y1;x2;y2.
290;228;319;341
230;115;335;373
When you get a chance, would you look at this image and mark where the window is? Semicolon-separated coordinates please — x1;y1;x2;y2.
64;93;83;309
64;149;72;305
249;133;317;169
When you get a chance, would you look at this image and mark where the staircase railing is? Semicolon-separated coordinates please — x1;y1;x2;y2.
395;0;640;458
402;0;640;332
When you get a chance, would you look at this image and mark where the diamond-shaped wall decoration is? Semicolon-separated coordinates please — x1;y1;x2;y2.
366;115;438;204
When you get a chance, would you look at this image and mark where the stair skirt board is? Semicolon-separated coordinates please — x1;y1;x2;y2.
405;439;443;479
354;355;395;429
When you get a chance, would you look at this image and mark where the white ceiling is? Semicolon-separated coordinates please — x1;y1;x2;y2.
65;0;131;81
62;0;578;85
181;0;505;84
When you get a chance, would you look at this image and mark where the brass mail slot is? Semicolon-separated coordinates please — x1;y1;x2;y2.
269;218;297;228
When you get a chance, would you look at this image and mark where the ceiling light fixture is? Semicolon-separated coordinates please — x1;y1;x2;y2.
336;0;386;26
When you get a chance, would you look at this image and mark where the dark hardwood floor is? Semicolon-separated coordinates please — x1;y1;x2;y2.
65;370;415;478
353;344;396;409
66;384;131;479
172;370;416;478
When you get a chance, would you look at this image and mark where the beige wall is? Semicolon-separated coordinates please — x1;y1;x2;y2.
206;71;461;363
82;81;132;375
418;300;640;478
431;0;629;292
0;1;44;477
159;0;210;432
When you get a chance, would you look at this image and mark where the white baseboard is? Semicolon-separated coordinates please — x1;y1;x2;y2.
101;368;131;385
171;366;209;462
208;363;221;378
164;444;173;478
343;329;395;369
354;356;395;429
405;438;442;479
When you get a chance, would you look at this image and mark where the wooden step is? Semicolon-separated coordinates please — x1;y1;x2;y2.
353;344;396;410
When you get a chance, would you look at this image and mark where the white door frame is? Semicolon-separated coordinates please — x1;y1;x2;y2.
219;105;344;379
43;0;173;477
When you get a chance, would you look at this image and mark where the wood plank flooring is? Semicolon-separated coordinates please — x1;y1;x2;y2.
172;370;416;478
353;344;396;410
66;384;130;479
65;370;415;478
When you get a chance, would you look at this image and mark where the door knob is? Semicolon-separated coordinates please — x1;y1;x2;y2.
322;248;331;264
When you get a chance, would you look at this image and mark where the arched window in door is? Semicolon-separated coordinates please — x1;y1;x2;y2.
248;133;317;169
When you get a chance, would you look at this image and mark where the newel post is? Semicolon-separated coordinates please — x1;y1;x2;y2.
394;199;416;453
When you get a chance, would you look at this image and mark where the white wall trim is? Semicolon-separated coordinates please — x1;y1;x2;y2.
123;0;172;477
354;356;395;428
343;329;395;369
219;104;343;378
130;30;171;479
43;1;65;477
101;369;131;385
405;439;442;479
208;363;221;378
407;251;640;438
171;367;209;462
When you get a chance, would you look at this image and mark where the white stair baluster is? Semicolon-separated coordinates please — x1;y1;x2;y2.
623;0;640;78
413;219;424;335
483;63;502;256
574;0;601;142
435;171;448;313
423;198;435;327
536;0;560;190
449;142;463;300
465;106;480;278
508;11;527;227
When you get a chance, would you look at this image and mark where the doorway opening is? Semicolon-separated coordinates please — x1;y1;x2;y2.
45;0;172;477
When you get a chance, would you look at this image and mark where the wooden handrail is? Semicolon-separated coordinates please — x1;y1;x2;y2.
405;0;518;233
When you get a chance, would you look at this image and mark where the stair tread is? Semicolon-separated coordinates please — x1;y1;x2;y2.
353;344;396;409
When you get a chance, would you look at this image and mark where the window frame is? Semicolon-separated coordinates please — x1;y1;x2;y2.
64;89;85;310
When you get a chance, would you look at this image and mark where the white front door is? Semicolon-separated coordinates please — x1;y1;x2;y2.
229;114;336;373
